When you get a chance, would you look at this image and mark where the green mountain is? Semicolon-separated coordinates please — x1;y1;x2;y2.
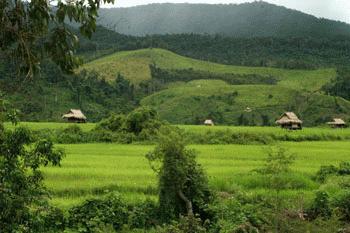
97;2;350;38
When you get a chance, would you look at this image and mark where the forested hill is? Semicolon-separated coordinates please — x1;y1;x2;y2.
97;2;350;38
78;26;350;69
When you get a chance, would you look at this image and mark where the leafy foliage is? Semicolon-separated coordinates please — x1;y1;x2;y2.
68;192;128;233
146;128;214;222
77;26;350;70
157;215;207;233
323;67;350;101
149;64;278;85
260;147;296;175
0;0;114;77
0;126;64;232
0;65;136;122
306;191;332;220
96;106;165;140
316;162;350;183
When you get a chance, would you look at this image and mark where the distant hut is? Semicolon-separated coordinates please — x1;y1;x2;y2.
204;119;214;126
62;109;87;123
244;107;252;113
327;118;346;128
275;112;302;130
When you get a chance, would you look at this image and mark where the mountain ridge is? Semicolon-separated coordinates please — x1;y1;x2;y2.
97;2;350;38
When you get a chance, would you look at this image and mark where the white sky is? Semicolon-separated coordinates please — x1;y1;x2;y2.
102;0;350;24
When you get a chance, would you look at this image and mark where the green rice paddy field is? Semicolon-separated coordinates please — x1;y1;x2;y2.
5;122;350;140
45;141;350;209
4;122;350;209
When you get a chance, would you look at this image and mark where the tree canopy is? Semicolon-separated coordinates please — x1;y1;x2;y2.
0;0;114;77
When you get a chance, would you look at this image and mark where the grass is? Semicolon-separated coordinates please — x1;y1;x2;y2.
178;125;350;140
4;122;95;132
4;122;350;141
80;49;335;90
78;48;335;90
43;141;350;209
140;79;350;125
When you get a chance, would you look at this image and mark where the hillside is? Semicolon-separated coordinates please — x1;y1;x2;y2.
76;26;350;69
97;2;350;38
79;48;334;89
79;48;350;125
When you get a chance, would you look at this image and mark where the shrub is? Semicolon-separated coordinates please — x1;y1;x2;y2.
157;215;207;233
128;200;159;229
316;165;339;182
306;191;332;220
94;107;166;142
146;128;214;222
97;114;125;132
30;206;66;233
213;198;266;233
315;162;350;183
335;192;350;222
55;125;87;144
338;162;350;176
124;107;161;135
68;192;128;232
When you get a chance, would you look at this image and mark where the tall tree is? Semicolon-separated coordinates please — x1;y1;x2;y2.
0;0;114;78
146;128;213;222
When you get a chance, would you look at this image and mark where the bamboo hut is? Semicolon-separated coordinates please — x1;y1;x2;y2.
204;119;214;126
327;118;346;128
275;112;302;130
62;109;87;123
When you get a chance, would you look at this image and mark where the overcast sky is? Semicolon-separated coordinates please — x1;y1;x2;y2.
102;0;350;24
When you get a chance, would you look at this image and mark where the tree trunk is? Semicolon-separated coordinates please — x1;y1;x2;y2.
178;190;194;216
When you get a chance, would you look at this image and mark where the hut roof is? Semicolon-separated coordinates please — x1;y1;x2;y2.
275;112;302;124
62;109;87;120
204;119;214;125
327;118;346;125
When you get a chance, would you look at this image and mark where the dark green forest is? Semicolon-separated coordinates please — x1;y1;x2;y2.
0;61;137;121
78;26;350;69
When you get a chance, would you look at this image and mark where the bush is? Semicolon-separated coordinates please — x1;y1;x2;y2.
146;128;214;222
30;206;66;233
213;198;266;233
68;192;128;232
338;162;350;176
128;200;159;229
315;162;350;183
55;125;87;144
306;191;332;220
335;192;350;222
97;114;125;132
316;165;338;183
157;215;207;233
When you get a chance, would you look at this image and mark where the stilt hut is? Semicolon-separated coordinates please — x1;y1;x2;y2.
275;112;302;130
204;119;214;126
327;118;346;128
62;109;87;123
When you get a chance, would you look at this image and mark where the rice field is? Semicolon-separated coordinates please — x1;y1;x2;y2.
5;122;350;140
44;141;350;209
4;122;96;132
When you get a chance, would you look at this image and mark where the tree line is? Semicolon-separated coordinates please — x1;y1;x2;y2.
77;26;350;70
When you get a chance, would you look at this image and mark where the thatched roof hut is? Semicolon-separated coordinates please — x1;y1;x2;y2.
275;112;302;130
204;119;214;126
62;109;87;123
327;118;346;128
